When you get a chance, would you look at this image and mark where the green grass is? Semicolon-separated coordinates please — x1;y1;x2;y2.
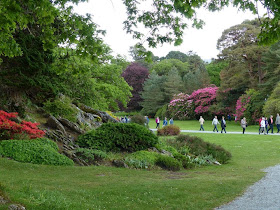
1;133;280;209
149;119;260;132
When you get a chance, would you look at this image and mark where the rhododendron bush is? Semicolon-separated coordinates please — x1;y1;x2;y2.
188;86;219;114
168;93;193;119
168;86;219;119
235;89;263;124
0;110;45;140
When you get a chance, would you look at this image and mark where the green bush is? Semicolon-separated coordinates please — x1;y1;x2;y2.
130;114;146;126
157;125;180;136
75;148;107;163
175;134;232;164
0;138;74;166
43;96;78;122
77;123;158;152
155;155;182;171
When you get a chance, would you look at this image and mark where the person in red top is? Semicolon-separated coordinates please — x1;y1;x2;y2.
267;115;274;134
258;117;262;133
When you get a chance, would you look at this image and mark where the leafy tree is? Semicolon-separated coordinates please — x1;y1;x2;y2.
0;0;106;61
150;59;188;77
140;72;165;116
121;63;149;111
123;0;280;52
163;51;188;62
263;82;280;117
259;41;280;97
206;60;228;86
218;19;269;96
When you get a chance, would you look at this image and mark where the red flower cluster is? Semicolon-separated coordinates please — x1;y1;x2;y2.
0;110;45;140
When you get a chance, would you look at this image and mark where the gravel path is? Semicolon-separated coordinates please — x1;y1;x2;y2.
216;164;280;210
150;129;280;135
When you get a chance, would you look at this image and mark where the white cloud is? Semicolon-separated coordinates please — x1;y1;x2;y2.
73;0;265;61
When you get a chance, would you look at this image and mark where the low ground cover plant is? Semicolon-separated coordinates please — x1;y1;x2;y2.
176;134;232;164
77;123;158;152
0;138;74;166
75;148;108;164
157;125;180;136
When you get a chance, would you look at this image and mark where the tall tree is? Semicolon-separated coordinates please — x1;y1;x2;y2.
121;63;149;111
218;19;269;92
140;72;165;116
164;67;184;101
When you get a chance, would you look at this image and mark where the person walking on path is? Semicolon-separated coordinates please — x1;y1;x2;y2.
259;117;266;135
241;117;247;134
265;117;269;133
169;118;174;125
212;116;219;132
276;113;280;133
267;115;274;134
163;117;168;127
221;116;226;133
155;117;160;129
199;116;205;131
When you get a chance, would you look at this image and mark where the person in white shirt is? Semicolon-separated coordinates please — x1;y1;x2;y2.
199;116;205;131
212;116;219;132
259;117;266;135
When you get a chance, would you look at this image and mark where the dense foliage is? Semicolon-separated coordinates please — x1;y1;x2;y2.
0;111;45;140
0;138;74;166
77;123;158;152
155;155;182;171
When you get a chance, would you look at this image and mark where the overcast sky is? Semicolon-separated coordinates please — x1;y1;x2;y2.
73;0;265;61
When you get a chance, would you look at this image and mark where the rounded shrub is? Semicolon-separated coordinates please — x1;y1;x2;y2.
77;123;158;152
155;155;182;171
157;125;180;136
0;138;74;166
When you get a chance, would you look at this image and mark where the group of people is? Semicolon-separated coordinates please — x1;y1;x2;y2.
199;113;280;134
199;116;228;133
258;113;280;135
155;117;174;129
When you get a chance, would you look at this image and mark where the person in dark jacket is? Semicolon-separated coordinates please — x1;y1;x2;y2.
267;115;274;134
221;116;226;133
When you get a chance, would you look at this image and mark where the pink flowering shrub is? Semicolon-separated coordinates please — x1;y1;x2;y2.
235;95;251;121
168;93;193;119
168;86;219;119
188;86;219;114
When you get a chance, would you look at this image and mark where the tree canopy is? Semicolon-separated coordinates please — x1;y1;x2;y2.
123;0;280;54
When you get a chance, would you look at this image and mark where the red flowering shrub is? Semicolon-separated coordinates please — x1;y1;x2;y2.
0;110;45;140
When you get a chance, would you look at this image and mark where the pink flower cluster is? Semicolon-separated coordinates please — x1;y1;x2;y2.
235;95;251;121
188;86;219;114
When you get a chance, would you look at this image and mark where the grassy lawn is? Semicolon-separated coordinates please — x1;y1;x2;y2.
149;119;260;132
1;133;280;209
